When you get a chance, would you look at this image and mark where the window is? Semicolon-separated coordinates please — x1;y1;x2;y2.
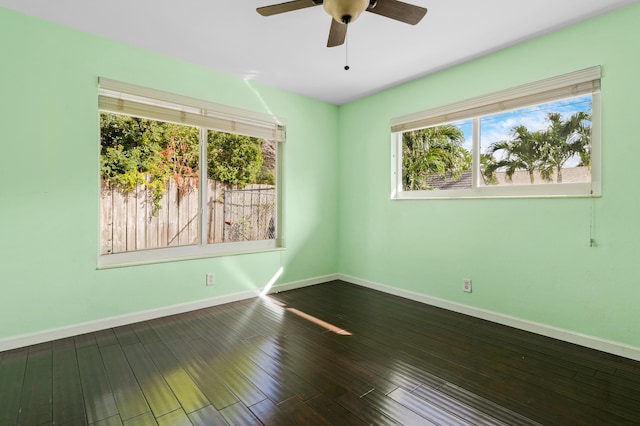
98;78;285;267
391;67;601;199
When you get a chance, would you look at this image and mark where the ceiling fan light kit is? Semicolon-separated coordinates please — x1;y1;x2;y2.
323;0;370;23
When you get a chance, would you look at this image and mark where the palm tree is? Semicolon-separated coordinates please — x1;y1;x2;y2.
483;125;547;184
539;112;591;183
402;125;470;190
480;153;498;185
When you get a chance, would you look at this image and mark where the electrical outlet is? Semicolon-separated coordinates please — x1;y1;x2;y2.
206;273;215;286
463;279;472;293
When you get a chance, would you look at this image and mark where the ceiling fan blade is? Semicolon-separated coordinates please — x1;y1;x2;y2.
367;0;427;25
327;18;347;47
257;0;320;17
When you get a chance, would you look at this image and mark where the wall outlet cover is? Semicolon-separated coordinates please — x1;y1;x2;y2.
206;273;215;286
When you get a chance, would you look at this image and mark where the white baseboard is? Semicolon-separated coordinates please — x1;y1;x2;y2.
271;273;339;293
0;273;333;352
338;274;640;362
6;271;637;362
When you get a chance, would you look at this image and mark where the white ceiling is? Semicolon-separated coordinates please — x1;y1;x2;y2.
0;0;636;105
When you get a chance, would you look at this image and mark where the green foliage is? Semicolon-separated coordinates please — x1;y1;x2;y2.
480;154;498;185
484;125;547;184
540;112;591;183
100;113;199;213
207;131;265;187
256;139;276;185
402;124;471;190
256;167;275;185
482;112;591;184
100;113;272;213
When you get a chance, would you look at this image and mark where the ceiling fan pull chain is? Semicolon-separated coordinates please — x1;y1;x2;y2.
344;28;350;71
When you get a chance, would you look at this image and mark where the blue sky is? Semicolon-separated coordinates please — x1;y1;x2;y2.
453;94;592;158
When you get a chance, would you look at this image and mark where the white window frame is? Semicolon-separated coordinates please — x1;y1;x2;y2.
391;67;601;200
97;78;286;268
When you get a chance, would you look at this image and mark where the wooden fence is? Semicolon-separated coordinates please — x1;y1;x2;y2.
100;179;275;255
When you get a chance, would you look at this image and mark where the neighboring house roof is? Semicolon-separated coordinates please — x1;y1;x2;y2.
493;166;591;185
425;166;590;190
426;170;473;190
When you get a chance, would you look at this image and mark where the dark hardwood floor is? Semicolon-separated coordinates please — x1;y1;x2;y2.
2;280;640;425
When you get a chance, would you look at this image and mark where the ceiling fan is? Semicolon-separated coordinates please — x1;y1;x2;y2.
257;0;428;48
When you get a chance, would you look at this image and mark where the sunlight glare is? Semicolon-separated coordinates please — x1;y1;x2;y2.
243;78;281;123
259;266;284;297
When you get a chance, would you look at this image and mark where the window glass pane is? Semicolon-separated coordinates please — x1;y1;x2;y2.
100;112;200;255
480;95;592;186
401;119;472;191
206;130;276;243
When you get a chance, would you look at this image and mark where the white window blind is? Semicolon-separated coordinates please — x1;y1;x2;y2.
98;77;286;141
391;67;601;133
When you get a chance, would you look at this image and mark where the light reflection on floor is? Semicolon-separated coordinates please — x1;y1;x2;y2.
262;295;352;336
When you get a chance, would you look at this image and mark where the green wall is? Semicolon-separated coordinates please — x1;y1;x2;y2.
2;3;639;352
0;7;338;340
338;4;640;348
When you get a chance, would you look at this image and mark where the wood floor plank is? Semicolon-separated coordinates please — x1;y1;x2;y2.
277;396;334;426
18;344;53;425
0;349;30;425
418;383;539;426
587;370;640;407
276;331;379;397
77;345;119;424
361;389;438;426
403;332;619;424
100;344;151;421
144;341;210;414
123;411;158;426
62;417;92;426
113;325;141;347
438;371;631;425
163;311;204;343
206;303;267;342
164;339;239;410
95;329;119;348
389;386;496;426
243;336;320;401
306;393;368;426
248;398;292;426
187;338;268;407
292;331;400;394
131;321;162;345
74;332;98;349
156;409;192;426
122;343;181;418
508;367;640;422
188;404;230;426
336;391;401;425
93;414;124;425
251;335;350;399
53;339;86;425
250;396;331;426
609;367;640;386
148;317;183;343
227;343;296;404
219;402;263;426
187;309;239;345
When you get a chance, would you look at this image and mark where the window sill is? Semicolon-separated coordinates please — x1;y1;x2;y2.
97;241;285;269
392;182;600;200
